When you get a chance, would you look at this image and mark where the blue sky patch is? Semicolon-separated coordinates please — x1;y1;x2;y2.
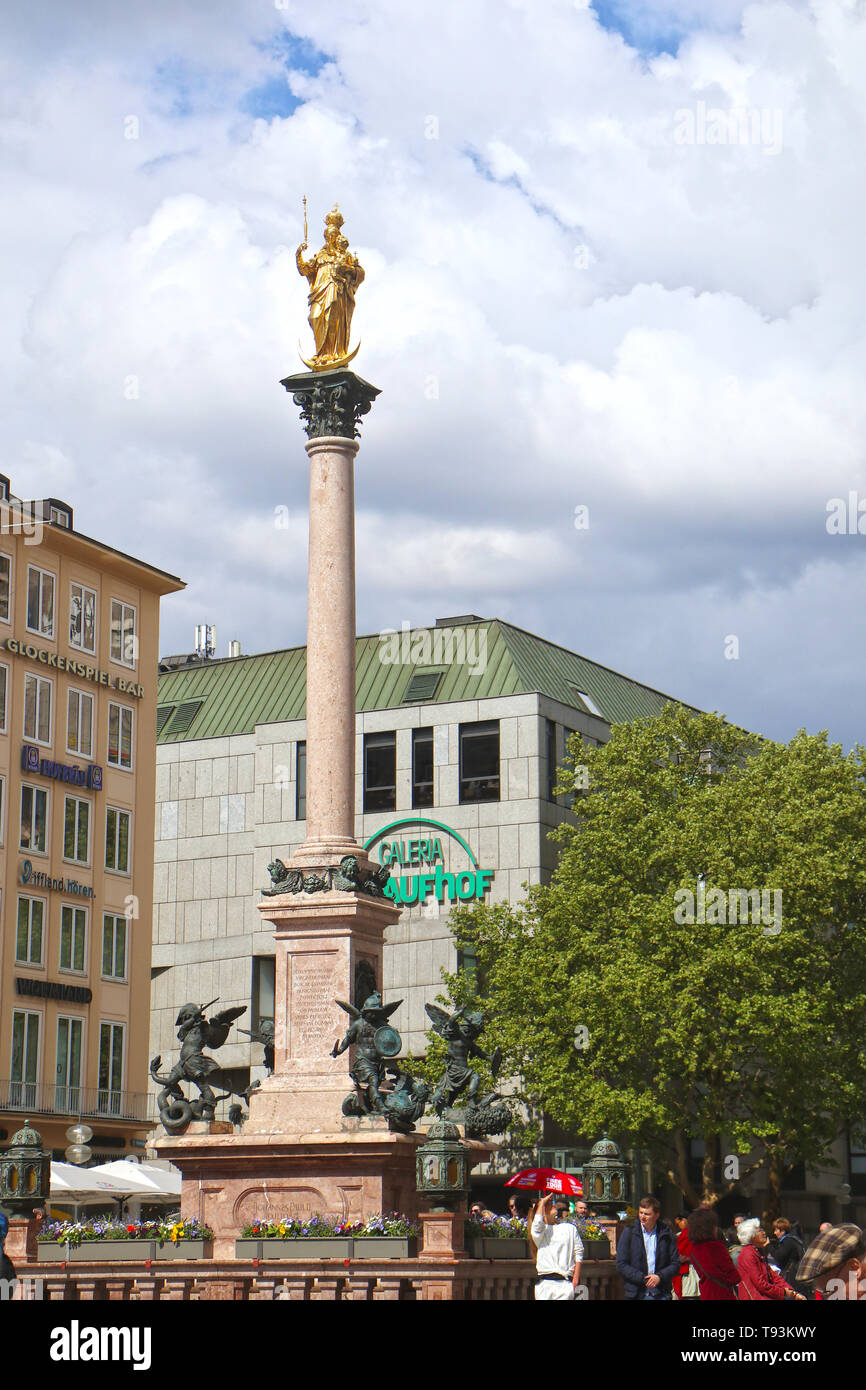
241;30;331;119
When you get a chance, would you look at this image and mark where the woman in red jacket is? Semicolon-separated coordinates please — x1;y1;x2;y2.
684;1207;741;1300
736;1219;806;1301
672;1212;693;1300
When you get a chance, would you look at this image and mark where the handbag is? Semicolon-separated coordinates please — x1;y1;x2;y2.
674;1262;701;1299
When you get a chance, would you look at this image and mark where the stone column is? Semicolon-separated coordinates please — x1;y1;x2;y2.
279;367;380;870
244;366;399;1134
300;433;358;859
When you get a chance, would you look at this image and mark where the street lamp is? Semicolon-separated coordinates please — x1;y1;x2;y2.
416;1120;469;1210
0;1119;51;1214
65;1123;93;1166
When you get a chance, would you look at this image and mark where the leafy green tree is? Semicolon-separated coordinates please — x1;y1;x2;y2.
449;705;866;1218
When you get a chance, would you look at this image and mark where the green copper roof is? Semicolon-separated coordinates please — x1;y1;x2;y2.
156;619;693;744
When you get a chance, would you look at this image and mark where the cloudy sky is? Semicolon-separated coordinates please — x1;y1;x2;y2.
3;0;866;746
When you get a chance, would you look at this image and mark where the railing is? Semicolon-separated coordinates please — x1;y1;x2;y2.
9;1258;623;1301
0;1080;158;1124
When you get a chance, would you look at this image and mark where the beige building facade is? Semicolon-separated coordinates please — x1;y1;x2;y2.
0;480;183;1159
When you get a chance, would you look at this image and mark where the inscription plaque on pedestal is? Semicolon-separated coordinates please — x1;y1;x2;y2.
290;952;339;1059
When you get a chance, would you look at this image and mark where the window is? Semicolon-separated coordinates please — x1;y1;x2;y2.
26;565;55;638
16;896;45;965
545;718;557;801
60;905;87;972
0;553;10;622
56;1016;83;1112
11;1011;40;1108
296;741;306;820
364;732;396;813
23;672;52;744
412;727;434;809
459;720;500;803
69;582;97;653
20;784;48;853
110;599;136;666
102;914;127;981
98;1021;125;1113
573;688;603;719
49;504;72;529
251;956;275;1033
105;806;131;873
64;795;90;864
107;702;133;769
67;688;93;759
0;662;8;735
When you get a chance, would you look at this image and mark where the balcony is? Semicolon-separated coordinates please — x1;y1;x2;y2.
0;1079;158;1125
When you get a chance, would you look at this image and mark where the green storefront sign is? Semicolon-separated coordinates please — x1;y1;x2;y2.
362;817;494;907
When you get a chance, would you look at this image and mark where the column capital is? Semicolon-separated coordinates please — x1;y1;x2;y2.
280;368;381;441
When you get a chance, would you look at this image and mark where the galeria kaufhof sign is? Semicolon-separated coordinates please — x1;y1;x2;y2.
1;637;144;698
362;818;494;906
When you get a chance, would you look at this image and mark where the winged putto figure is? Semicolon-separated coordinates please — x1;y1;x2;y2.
150;998;247;1134
332;991;403;1118
425;1004;503;1116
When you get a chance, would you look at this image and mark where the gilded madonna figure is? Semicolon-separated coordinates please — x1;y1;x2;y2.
296;204;364;370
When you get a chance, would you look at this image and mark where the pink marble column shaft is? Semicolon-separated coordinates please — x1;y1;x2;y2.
296;434;359;864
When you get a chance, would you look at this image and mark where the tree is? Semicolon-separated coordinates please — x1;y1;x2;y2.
450;705;866;1218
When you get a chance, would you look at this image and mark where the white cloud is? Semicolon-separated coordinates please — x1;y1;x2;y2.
3;0;866;742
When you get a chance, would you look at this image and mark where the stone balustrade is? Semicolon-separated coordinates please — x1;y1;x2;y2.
9;1258;623;1301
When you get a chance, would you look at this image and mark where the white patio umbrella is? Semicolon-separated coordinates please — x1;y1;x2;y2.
89;1160;181;1200
50;1161;147;1201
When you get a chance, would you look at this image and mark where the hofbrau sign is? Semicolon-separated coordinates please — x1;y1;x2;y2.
362;817;494;906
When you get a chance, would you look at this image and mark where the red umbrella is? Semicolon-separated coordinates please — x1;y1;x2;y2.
505;1168;583;1196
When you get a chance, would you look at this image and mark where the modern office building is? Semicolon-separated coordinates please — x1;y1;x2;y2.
0;478;183;1160
150;614;866;1225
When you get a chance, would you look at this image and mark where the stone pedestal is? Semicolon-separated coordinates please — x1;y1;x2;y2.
419;1211;466;1260
252;888;400;1128
155;1127;426;1259
4;1213;42;1263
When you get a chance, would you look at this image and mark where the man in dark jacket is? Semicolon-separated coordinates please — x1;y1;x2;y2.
616;1196;680;1300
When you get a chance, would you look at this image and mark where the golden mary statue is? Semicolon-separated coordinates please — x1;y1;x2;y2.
296;203;365;371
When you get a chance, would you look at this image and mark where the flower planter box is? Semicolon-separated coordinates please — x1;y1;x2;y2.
235;1239;261;1259
38;1240;156;1262
582;1238;611;1261
467;1238;531;1260
250;1238;354;1259
353;1237;418;1259
154;1240;212;1261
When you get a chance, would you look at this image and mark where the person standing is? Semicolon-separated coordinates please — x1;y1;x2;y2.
736;1219;806;1301
795;1224;865;1300
684;1208;741;1300
770;1217;808;1294
672;1212;696;1300
531;1194;583;1300
616;1196;680;1300
0;1213;15;1292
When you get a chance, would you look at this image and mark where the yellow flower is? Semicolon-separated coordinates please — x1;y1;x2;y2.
278;1222;286;1236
